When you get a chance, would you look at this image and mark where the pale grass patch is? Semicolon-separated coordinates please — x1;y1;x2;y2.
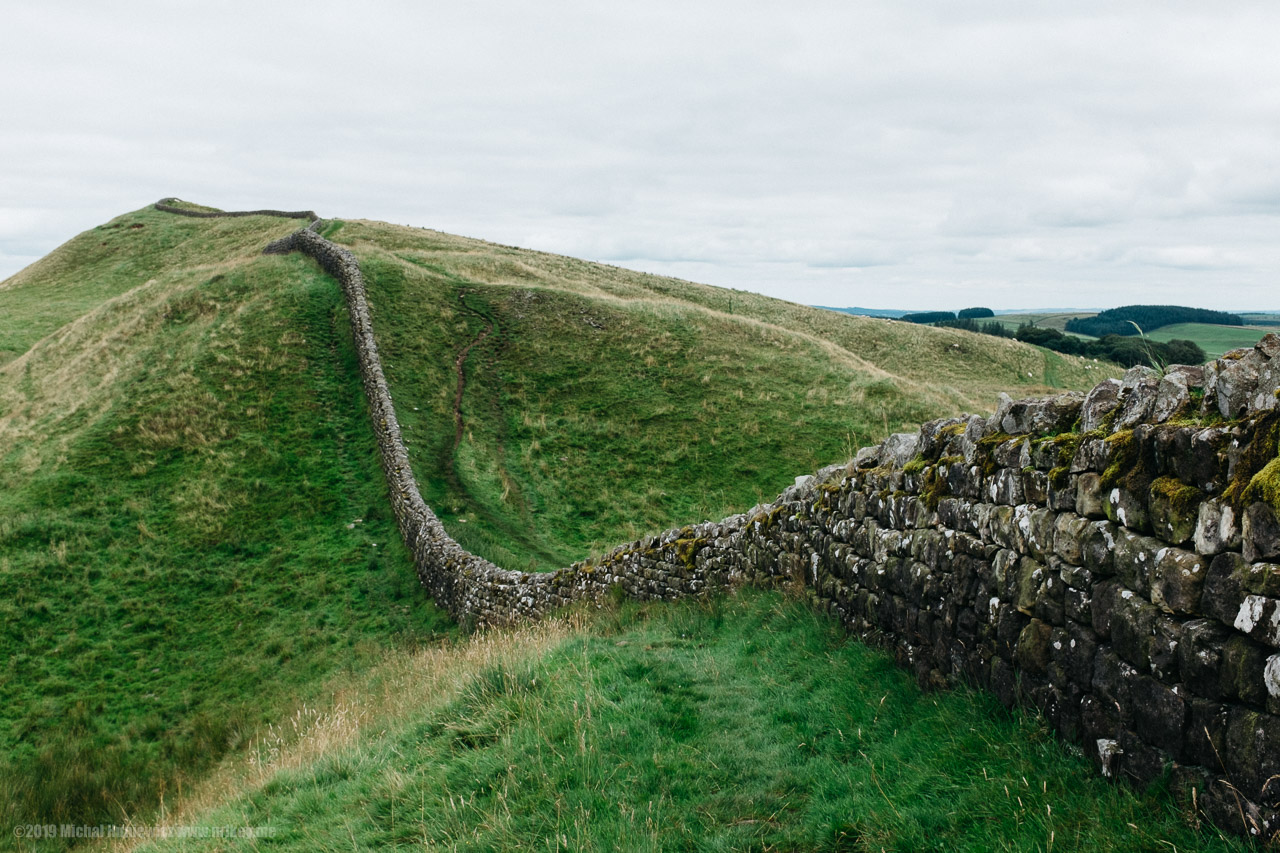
0;258;264;464
99;618;577;853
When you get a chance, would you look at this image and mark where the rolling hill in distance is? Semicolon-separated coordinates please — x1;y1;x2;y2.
2;203;1252;851
823;304;1279;360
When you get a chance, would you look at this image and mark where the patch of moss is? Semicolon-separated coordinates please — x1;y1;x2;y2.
1223;411;1280;511
1149;476;1204;516
975;431;1015;477
1099;429;1140;490
1048;466;1071;489
920;464;950;510
902;455;927;475
674;537;706;569
1037;430;1088;470
1242;458;1280;513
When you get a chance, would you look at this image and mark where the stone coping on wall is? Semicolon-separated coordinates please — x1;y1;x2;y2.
154;204;1280;841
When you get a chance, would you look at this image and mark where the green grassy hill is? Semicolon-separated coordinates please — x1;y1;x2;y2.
990;312;1098;338
0;203;1131;849
1145;322;1269;360
0;206;448;839
330;219;1111;569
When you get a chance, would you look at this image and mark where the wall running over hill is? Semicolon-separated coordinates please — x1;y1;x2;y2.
160;205;1280;840
155;198;318;221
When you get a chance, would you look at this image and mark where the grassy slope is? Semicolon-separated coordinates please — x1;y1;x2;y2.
0;206;447;843
330;220;1114;569
990;312;1098;339
129;591;1249;853
1146;322;1269;360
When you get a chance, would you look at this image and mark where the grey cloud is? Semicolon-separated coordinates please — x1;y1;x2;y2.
2;1;1279;311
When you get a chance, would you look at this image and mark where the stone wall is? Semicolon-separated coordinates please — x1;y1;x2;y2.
155;198;318;221
160;206;1280;840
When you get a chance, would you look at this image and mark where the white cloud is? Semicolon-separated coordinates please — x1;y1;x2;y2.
2;1;1279;311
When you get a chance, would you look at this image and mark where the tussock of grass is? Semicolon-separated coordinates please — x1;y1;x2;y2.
131;591;1248;852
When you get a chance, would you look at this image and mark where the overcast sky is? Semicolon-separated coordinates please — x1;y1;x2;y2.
3;1;1278;310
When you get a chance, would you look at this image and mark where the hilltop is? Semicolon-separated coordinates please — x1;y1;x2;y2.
0;203;1120;847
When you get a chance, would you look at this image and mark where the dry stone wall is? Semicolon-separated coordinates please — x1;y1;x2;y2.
158;205;1280;840
155;198;318;221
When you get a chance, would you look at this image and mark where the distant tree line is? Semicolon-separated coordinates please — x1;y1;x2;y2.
902;304;1211;366
901;311;959;324
901;307;995;324
936;318;1207;368
1065;305;1244;337
1013;325;1206;367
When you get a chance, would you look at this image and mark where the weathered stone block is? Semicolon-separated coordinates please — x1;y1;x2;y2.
1071;438;1110;474
1183;697;1230;768
1064;586;1091;623
1150;546;1208;615
1033;569;1066;626
1016;618;1053;674
1214;350;1264;419
1050;620;1097;688
1150;616;1183;682
1223;707;1280;803
1091;649;1138;725
1023;507;1055;561
1052;512;1090;565
995;606;1030;661
1076;472;1108;519
1012;556;1047;615
1180;619;1231;700
1131;674;1187;756
1023;469;1049;505
1047;474;1078;512
1148;477;1202;546
1002;392;1084;437
1221;635;1269;706
883;432;920;467
1196;499;1241;556
1112;528;1164;596
989;468;1025;506
1091;578;1123;639
1266;654;1280;715
1114;366;1162;429
918;416;967;459
1081;520;1117;575
1234;595;1280;648
1184;427;1231;493
993;437;1031;469
1104;486;1150;533
1080;378;1122;433
1204;551;1254;624
1244;502;1280;564
1151;371;1191;423
1110;586;1159;671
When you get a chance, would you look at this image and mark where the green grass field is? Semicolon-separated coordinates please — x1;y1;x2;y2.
0;205;1142;850
0;207;449;844
1145;322;1269;360
128;592;1249;853
989;312;1097;338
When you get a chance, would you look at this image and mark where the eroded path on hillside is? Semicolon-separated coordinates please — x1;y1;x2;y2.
451;291;494;454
